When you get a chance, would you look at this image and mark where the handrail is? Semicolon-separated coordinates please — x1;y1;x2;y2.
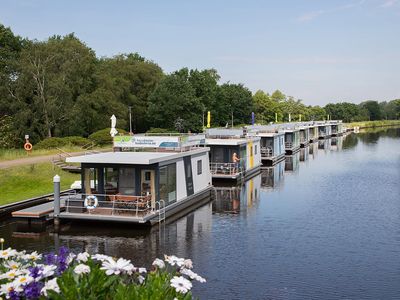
210;162;242;175
261;147;273;157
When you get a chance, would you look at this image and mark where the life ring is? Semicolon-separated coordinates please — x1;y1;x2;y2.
84;195;98;210
24;143;33;151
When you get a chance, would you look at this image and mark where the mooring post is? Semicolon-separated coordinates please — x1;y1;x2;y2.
53;175;60;227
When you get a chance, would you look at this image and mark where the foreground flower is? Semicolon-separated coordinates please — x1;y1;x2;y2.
38;264;57;278
170;276;192;294
74;264;91;275
0;269;22;280
164;255;185;267
152;258;165;269
24;281;43;299
92;254;111;262
41;278;60;296
180;268;206;283
0;282;17;296
101;257;134;275
0;248;17;259
183;259;193;269
3;260;20;270
14;274;34;287
23;251;42;261
76;252;90;262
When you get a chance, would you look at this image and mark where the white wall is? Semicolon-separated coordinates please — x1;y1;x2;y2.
191;152;211;193
176;158;187;201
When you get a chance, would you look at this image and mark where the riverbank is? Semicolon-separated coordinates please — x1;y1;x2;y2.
0;163;79;205
345;120;400;129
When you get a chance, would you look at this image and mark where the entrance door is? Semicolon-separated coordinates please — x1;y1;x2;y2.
141;170;155;208
184;157;194;196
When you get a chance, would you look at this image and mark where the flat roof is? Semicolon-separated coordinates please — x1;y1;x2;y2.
205;137;260;146
66;148;209;165
257;132;284;137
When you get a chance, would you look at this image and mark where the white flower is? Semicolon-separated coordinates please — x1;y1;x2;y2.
0;282;18;296
23;251;42;261
183;259;193;269
164;255;185;267
92;254;111;262
138;275;145;284
170;276;192;294
0;270;22;280
137;267;147;274
3;260;20;270
67;253;76;265
100;257;134;276
12;275;34;292
41;278;60;296
74;264;90;275
152;258;165;269
0;248;17;259
76;252;90;262
180;268;206;283
39;265;57;278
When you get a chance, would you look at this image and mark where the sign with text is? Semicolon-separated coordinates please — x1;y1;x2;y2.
114;136;180;148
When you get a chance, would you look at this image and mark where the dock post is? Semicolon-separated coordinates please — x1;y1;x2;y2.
53;175;60;227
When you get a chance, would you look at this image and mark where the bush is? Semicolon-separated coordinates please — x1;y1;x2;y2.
0;244;205;300
35;136;90;149
146;127;178;134
88;128;127;145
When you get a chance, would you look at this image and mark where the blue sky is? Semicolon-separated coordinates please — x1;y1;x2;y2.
1;0;399;105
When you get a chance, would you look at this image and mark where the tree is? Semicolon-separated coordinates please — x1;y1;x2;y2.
253;90;281;123
360;100;382;121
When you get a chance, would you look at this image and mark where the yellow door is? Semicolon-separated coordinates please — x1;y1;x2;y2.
248;141;254;169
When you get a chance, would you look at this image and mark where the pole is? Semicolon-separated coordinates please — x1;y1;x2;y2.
231;111;234;128
275;113;278;123
53;175;60;227
207;111;211;128
128;106;132;134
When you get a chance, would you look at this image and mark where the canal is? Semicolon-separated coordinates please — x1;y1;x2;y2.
1;127;399;299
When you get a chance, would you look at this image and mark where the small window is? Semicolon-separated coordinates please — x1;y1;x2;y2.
255;145;257;155
145;171;151;181
197;160;202;175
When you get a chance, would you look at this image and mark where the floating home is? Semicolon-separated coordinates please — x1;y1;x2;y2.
299;126;310;147
284;128;300;154
247;125;285;166
261;159;285;189
205;128;262;181
308;124;318;142
330;120;343;137
60;134;212;225
317;122;332;139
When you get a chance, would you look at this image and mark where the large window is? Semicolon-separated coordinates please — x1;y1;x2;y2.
197;160;202;175
119;168;135;195
159;163;177;205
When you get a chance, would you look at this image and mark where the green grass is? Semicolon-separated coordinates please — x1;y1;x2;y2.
0;163;80;205
345;120;400;129
0;145;111;162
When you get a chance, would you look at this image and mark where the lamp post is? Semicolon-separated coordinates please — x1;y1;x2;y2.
128;106;133;134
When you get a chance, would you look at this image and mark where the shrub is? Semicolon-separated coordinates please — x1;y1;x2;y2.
146;127;178;134
88;128;127;145
0;243;205;300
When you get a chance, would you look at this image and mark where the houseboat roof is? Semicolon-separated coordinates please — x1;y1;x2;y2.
205;137;260;146
256;132;284;137
66;147;209;165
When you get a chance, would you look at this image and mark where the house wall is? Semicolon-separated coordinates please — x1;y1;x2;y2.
246;139;261;170
176;159;187;201
191;152;211;195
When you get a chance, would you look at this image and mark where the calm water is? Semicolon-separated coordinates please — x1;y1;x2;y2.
1;128;399;299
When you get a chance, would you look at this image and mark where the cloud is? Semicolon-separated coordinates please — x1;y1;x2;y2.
381;0;398;7
296;0;366;22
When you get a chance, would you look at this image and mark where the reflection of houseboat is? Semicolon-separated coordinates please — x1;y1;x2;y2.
261;159;285;189
213;175;261;214
309;125;318;142
308;142;318;159
300;146;309;162
318;138;332;151
62;134;212;225
330;120;343;136
284;152;300;172
284;129;300;154
317;122;332;139
205;128;261;181
331;136;343;151
299;126;310;147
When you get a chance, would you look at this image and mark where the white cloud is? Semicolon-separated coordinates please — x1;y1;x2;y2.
381;0;398;8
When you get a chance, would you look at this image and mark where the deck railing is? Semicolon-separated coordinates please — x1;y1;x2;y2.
285;141;293;149
261;147;273;157
64;193;153;218
210;162;242;175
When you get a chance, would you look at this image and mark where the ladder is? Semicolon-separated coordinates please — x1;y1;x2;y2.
157;200;166;223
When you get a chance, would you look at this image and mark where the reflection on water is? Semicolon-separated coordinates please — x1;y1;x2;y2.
1;128;399;299
300;146;309;161
261;160;285;189
285;151;300;172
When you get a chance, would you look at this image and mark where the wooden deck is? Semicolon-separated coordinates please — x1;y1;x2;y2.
12;200;65;219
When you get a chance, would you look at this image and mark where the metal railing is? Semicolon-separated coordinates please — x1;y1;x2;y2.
261;147;273;157
210;162;242;175
285;141;293;148
65;193;153;218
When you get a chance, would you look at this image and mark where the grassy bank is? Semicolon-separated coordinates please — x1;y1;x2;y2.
0;163;79;205
345;120;400;129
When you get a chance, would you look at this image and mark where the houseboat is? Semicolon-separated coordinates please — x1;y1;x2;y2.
317;122;332;139
308;124;319;142
247;125;285;166
330;120;343;136
299;126;310;147
205;128;262;181
284;128;300;154
61;134;212;225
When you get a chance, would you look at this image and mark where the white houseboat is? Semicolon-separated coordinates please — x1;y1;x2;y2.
205;128;262;181
284;128;300;154
247;125;285;166
329;120;343;136
299;125;310;147
317;122;332;139
61;134;212;225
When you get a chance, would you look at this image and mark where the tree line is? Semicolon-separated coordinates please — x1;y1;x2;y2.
1;23;399;147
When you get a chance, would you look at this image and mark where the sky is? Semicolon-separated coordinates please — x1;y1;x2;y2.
1;0;399;105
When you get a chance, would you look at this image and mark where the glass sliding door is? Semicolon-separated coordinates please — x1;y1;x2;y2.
159;163;177;205
118;168;135;195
